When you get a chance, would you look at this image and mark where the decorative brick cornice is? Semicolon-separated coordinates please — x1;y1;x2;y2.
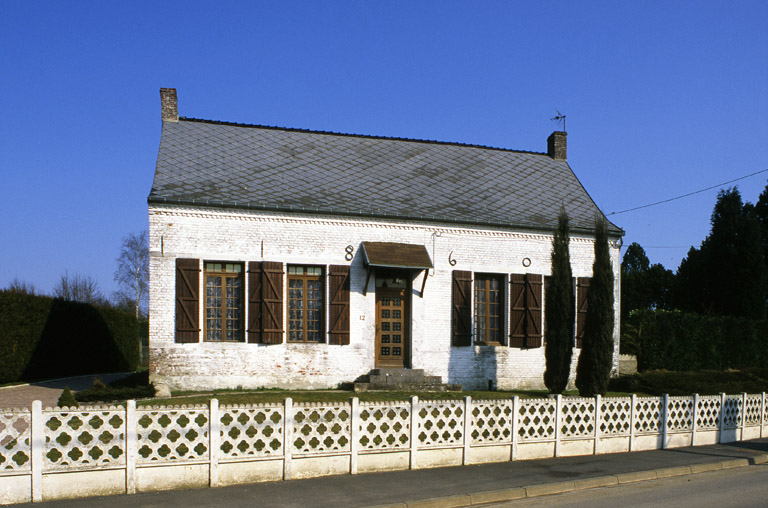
148;204;599;244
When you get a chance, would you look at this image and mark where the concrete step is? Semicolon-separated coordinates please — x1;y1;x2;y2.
354;369;461;393
368;369;427;384
353;382;463;393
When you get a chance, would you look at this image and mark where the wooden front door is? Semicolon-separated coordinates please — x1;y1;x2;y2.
375;287;409;368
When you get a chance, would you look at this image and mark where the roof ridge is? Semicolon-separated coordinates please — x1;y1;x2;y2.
177;116;547;156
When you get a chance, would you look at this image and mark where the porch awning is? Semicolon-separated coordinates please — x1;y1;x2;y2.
361;242;433;270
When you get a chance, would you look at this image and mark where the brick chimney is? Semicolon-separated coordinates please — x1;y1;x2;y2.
547;131;567;161
160;88;178;122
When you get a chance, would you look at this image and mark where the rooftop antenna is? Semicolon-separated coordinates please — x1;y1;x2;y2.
551;109;566;132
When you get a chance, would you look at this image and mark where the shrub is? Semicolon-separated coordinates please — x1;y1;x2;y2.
0;291;141;384
75;371;154;403
57;387;79;408
623;309;768;372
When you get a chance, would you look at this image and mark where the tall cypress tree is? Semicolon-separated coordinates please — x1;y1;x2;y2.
544;209;574;393
576;218;615;396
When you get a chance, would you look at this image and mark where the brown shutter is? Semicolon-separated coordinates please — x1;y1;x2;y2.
262;261;284;344
452;270;472;346
576;277;590;348
543;276;551;341
328;265;351;345
525;274;543;348
247;262;263;343
175;258;200;343
509;274;526;348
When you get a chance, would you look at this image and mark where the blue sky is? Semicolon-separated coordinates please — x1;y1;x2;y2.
1;1;767;296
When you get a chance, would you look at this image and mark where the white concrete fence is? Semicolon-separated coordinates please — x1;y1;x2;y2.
1;392;766;504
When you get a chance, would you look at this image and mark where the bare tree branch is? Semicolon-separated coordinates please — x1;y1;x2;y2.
53;272;105;304
113;230;149;319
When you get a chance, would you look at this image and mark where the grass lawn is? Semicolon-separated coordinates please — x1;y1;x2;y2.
70;369;768;407
139;387;643;407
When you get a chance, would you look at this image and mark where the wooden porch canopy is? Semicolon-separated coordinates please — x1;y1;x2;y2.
360;241;433;296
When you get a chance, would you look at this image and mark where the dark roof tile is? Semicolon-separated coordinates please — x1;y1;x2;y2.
149;118;622;235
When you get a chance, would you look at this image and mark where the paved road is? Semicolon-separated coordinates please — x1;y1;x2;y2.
0;373;132;409
483;463;768;507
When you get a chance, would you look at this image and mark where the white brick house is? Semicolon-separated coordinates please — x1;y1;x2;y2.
148;88;623;391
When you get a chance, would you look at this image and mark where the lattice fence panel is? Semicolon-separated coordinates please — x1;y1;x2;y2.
634;397;663;434
561;398;595;438
0;410;31;473
470;400;513;445
599;398;631;436
417;401;464;447
518;399;556;441
666;397;694;432
743;395;762;426
696;396;721;430
359;402;410;451
220;404;284;459
43;407;126;471
292;403;351;455
723;396;742;428
765;396;768;425
137;406;209;463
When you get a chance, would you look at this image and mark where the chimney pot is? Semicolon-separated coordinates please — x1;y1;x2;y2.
547;131;567;161
160;88;178;122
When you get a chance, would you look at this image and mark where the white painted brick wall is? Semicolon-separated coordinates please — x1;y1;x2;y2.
149;205;621;391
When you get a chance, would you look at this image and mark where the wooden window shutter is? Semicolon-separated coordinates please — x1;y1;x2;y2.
452;270;472;346
509;274;526;348
525;274;543;348
328;265;351;345
576;277;590;348
261;261;284;344
175;258;200;343
247;262;263;343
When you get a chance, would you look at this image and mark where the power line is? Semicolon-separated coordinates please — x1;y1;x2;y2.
607;168;768;216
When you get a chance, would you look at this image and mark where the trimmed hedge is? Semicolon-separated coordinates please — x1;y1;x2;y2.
622;309;768;372
0;291;140;384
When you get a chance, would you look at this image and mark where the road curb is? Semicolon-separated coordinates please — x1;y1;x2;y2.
360;454;764;508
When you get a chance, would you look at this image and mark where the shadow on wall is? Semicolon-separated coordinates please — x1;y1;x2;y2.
447;336;498;391
445;271;498;390
21;298;138;381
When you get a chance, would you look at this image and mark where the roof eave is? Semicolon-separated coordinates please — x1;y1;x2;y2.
147;196;625;237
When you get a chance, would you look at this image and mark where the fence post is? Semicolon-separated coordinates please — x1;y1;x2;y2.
462;396;472;465
409;396;419;470
629;394;636;452
126;400;137;494
661;394;669;450
350;397;359;474
761;392;765;439
594;394;601;455
718;393;726;443
511;396;519;462
740;393;747;441
209;399;219;487
691;393;699;447
31;400;43;502
283;398;293;480
554;394;563;458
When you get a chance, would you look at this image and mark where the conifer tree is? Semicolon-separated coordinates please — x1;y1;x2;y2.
576;218;615;396
544;209;574;393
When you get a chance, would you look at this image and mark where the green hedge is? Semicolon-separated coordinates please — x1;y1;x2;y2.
0;291;140;384
622;309;768;372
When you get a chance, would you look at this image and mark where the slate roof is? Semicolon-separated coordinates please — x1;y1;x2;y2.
149;117;622;235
